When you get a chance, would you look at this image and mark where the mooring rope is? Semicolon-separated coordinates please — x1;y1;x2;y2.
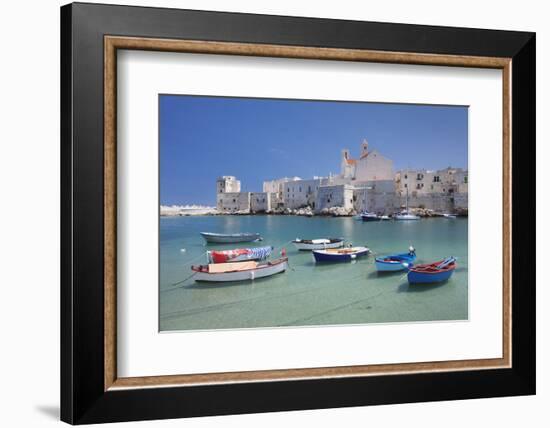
170;271;198;288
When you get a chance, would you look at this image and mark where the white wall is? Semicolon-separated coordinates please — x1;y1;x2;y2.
0;1;546;428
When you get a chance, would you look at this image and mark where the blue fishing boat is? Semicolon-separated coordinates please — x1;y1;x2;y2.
313;246;370;262
407;257;456;284
375;247;416;272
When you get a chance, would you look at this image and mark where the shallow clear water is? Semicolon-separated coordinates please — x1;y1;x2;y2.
160;215;468;331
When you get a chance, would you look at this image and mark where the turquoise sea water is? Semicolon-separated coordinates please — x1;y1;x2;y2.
160;215;468;331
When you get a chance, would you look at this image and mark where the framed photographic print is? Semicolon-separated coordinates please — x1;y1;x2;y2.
60;2;535;424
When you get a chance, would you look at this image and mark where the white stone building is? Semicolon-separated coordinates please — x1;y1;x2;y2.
352;180;398;214
263;176;301;209
216;192;251;213
250;192;271;213
214;140;467;215
395;167;468;212
341;140;394;182
316;184;355;211
283;177;329;209
216;176;241;194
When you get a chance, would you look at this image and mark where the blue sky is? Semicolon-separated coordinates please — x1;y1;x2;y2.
160;95;467;206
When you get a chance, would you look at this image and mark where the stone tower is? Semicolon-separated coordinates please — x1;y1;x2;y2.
216;176;241;194
360;139;369;158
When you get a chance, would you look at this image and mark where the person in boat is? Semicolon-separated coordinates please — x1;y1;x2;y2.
408;246;416;256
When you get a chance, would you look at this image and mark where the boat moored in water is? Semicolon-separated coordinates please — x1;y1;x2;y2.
395;187;420;220
192;257;288;282
361;212;380;222
394;211;420;220
293;238;344;251
375;247;416;272
407;257;456;284
313;246;370;262
206;246;272;263
200;232;262;244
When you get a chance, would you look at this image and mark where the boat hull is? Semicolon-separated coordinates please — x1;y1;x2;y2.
293;239;344;251
200;232;261;243
394;215;420;220
361;215;380;222
313;247;369;262
193;258;288;282
408;269;454;284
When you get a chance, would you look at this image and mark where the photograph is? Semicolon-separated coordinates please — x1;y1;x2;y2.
159;95;469;332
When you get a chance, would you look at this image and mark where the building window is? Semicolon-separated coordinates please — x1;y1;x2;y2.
417;173;423;180
433;176;440;182
232;199;236;203
464;176;468;183
299;187;302;192
404;183;407;188
404;174;408;179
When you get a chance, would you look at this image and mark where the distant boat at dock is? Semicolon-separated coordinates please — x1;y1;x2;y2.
361;212;380;222
200;232;262;244
292;238;344;251
394;187;420;220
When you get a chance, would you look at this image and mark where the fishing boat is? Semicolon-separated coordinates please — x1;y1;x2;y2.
407;257;456;284
442;213;457;219
361;212;380;222
375;247;416;272
312;246;370;262
192;257;288;282
394;187;420;220
292;238;344;251
200;232;262;244
379;215;391;221
206;246;272;264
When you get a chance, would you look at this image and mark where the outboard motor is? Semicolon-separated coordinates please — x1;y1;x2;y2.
409;245;416;255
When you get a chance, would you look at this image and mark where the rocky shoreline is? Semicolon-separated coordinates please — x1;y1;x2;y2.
161;205;468;218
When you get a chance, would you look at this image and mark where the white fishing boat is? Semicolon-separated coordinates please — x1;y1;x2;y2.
394;188;420;220
313;246;370;262
442;213;457;219
292;238;344;251
191;257;288;282
200;232;262;244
